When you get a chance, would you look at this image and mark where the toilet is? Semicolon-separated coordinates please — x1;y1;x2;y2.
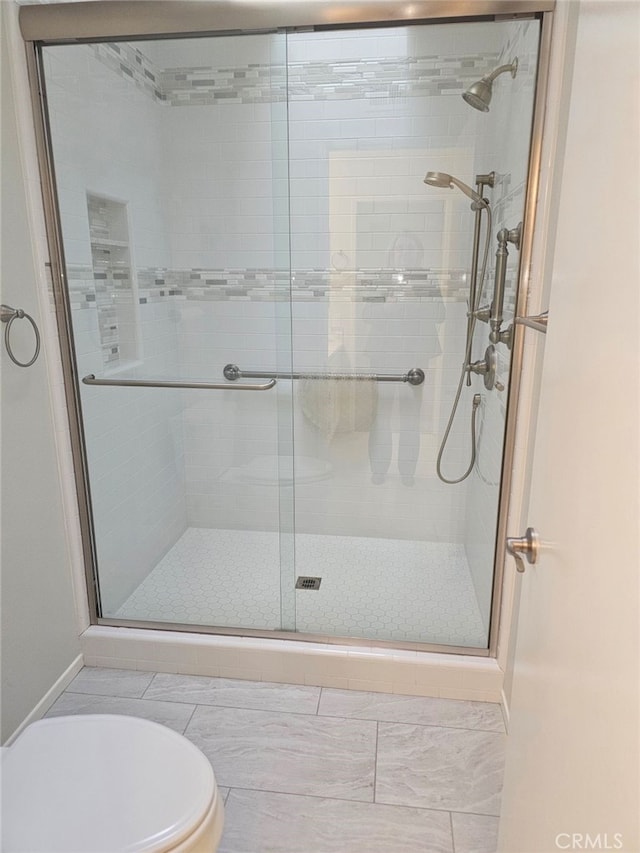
1;714;224;852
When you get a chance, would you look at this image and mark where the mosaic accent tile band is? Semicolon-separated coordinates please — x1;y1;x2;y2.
66;264;472;370
67;265;471;310
285;54;503;103
91;42;165;103
162;54;501;106
91;42;503;107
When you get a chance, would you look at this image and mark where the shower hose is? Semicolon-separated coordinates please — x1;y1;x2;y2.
436;203;492;484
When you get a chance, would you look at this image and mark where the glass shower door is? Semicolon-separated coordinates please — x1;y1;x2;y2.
286;19;540;647
42;33;296;631
40;13;541;650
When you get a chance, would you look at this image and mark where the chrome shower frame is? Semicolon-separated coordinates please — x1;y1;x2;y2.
21;0;556;659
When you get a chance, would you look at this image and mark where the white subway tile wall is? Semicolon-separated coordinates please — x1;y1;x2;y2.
463;20;540;631
43;45;185;614
42;18;538;643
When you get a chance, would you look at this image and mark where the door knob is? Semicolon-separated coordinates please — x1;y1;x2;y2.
506;527;539;573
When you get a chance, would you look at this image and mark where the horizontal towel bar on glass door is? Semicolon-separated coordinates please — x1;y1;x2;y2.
81;374;276;391
223;364;425;386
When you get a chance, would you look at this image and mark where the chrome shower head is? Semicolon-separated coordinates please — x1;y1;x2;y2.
462;58;518;112
423;171;485;205
462;79;493;112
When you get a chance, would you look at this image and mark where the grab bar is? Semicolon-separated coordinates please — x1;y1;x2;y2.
223;364;425;386
82;374;276;391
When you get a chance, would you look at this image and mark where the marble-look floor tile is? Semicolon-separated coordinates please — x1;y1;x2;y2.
185;705;376;801
219;789;454;853
376;723;505;815
451;812;499;853
218;787;230;803
67;666;154;698
145;673;320;714
47;692;195;734
318;689;504;732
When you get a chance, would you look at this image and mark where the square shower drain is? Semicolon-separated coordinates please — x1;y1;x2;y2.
295;576;322;590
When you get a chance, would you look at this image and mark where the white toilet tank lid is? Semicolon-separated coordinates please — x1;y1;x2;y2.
1;715;216;853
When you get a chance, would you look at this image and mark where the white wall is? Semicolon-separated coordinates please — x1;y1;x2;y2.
43;44;188;614
157;22;523;546
0;4;81;743
499;2;640;847
159;34;286;271
43;44;170;270
156;33;288;538
285;25;469;542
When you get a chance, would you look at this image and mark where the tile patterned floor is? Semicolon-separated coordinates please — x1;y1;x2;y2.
47;667;504;852
115;528;488;647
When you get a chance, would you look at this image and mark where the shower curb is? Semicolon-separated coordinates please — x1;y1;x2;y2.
80;626;504;703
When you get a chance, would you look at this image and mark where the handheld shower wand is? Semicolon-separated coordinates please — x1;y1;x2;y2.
423;170;494;483
423;171;488;207
424;171;494;337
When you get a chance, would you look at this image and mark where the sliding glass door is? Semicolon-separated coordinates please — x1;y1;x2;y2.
40;15;540;648
43;33;296;630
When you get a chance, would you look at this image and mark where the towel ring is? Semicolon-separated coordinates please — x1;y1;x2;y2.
1;304;41;368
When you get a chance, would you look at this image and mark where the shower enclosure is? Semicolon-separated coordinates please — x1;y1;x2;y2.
25;2;547;653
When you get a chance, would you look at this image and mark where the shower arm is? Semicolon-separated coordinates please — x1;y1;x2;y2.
486;62;519;84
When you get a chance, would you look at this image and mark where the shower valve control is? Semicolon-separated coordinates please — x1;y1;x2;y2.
467;344;498;391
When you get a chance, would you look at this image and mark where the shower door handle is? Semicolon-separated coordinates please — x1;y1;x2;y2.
82;374;276;391
506;527;540;573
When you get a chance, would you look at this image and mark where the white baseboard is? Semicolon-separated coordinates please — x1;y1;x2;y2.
4;654;84;746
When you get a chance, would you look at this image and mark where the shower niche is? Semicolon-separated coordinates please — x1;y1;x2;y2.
86;193;141;372
37;13;542;653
